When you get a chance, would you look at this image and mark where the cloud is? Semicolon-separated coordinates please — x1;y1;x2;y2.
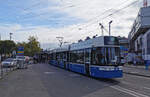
0;0;146;49
126;17;136;21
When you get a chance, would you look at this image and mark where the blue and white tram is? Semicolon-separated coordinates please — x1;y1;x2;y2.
49;48;69;68
49;36;123;78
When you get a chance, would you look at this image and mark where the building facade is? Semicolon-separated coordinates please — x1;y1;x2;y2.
128;6;150;62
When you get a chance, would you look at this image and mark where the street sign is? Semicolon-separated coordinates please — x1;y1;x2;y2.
17;46;24;55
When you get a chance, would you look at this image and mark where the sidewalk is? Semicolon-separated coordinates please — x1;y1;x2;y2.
123;64;150;77
0;64;50;97
0;68;14;79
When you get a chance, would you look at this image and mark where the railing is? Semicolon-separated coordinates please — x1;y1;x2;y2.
0;60;28;79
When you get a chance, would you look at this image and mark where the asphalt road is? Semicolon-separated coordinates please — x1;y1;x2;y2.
0;63;150;97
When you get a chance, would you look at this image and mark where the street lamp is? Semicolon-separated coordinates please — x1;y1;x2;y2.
99;23;104;36
56;37;64;47
109;20;113;36
10;33;13;40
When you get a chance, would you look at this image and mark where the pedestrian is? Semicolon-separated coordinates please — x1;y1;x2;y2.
133;60;136;65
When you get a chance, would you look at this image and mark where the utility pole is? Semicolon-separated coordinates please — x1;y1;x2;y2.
9;33;13;40
109;21;113;36
0;34;1;40
143;0;148;7
99;23;104;36
56;37;64;47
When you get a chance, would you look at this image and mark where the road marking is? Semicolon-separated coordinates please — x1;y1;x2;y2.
131;75;150;80
125;74;150;80
69;74;81;77
28;65;32;67
130;72;139;74
44;72;55;74
122;81;150;92
111;85;149;97
144;87;150;90
122;81;131;85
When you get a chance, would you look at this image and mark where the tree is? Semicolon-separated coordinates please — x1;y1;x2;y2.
17;36;41;56
0;40;16;55
85;36;90;40
27;36;41;56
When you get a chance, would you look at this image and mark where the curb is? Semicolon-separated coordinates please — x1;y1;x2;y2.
124;66;146;70
123;72;150;78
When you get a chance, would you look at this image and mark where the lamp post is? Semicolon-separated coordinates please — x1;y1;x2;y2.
109;21;113;36
0;34;1;40
99;23;104;36
10;33;13;40
56;37;64;47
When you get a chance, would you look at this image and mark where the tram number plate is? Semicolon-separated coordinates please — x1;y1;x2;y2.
99;67;115;71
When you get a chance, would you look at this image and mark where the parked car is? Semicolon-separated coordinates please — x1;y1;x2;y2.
16;56;26;61
16;56;30;63
16;56;28;69
1;58;17;68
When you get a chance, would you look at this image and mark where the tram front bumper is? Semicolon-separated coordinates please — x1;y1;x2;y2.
90;66;123;78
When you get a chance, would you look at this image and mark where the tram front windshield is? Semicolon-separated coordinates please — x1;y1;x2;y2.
92;47;120;66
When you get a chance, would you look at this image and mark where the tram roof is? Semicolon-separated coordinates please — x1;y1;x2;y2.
50;36;119;53
50;45;69;53
69;36;119;51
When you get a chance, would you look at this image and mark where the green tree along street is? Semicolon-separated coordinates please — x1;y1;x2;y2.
0;40;16;55
0;36;41;58
17;36;41;56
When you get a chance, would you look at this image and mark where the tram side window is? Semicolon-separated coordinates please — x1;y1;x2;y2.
85;49;91;64
76;50;84;64
92;48;105;65
56;53;58;60
62;52;65;61
50;54;54;60
63;52;67;61
56;53;61;61
70;50;84;64
60;53;64;60
52;53;56;60
70;51;78;63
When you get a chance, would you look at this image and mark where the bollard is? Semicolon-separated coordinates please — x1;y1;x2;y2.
0;64;2;78
1;65;3;77
145;60;150;70
145;63;149;70
1;64;4;78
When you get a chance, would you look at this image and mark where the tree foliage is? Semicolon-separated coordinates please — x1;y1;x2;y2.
0;36;41;57
0;40;16;55
17;36;41;56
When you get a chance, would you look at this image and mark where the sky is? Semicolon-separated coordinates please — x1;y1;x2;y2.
0;0;148;49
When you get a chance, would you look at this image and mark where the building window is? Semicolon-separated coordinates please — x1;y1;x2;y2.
147;33;150;54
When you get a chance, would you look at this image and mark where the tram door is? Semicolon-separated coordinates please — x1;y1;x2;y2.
61;52;66;69
66;52;69;70
85;49;91;75
63;52;67;69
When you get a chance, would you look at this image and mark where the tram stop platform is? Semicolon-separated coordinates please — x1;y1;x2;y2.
123;64;150;77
